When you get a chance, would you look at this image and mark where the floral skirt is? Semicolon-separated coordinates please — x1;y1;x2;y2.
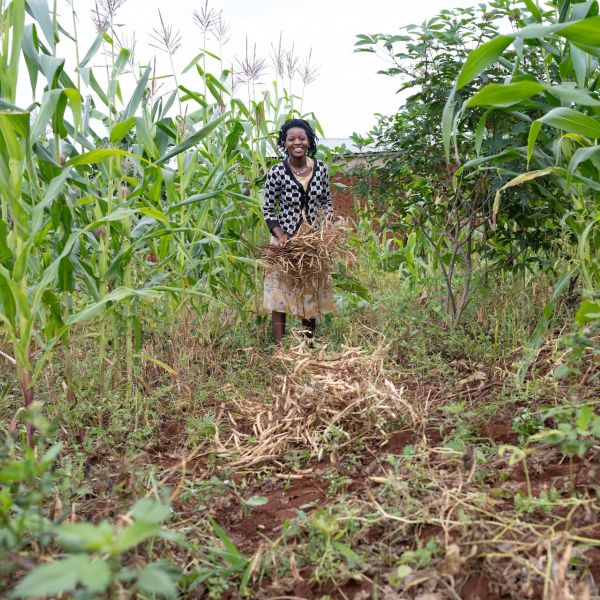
263;268;336;319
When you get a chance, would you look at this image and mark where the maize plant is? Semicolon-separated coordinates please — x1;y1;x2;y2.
0;0;322;442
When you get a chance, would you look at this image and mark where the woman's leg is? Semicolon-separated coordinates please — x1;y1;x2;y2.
301;318;316;339
272;311;286;346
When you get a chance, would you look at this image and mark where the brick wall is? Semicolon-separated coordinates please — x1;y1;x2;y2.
329;154;385;219
331;173;364;218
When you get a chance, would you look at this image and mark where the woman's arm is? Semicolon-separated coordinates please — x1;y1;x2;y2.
263;167;284;236
320;162;334;221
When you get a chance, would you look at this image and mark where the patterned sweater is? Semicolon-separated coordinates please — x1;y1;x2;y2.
262;160;334;237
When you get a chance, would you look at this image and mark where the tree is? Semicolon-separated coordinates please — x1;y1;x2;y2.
355;1;566;324
443;0;600;369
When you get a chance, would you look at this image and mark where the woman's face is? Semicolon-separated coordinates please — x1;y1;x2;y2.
285;127;309;158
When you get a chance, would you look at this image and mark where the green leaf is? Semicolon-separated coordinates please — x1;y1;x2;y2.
12;557;80;597
5;0;25;103
37;442;63;472
66;148;146;166
474;109;491;156
208;516;242;558
167;191;220;210
67;286;161;325
467;81;545;108
110;117;136;144
575;299;600;325
56;521;113;552
527;120;542;165
396;564;413;578
31;88;63;141
522;0;542;22
89;69;109;106
559;16;600;46
570;43;588;88
514;22;569;39
441;87;456;162
547;83;600;107
553;364;570;380
123;66;151;120
332;272;370;300
78;559;111;593
559;0;573;23
456;36;514;90
243;495;269;507
138;207;171;226
112;521;160;554
25;0;54;51
31;167;72;234
79;33;103;68
517;270;577;384
332;541;363;566
135;116;158;158
21;23;40;95
568;145;600;183
137;564;177;599
538;107;600;138
577;405;594;434
39;54;64;88
0;460;27;483
112;47;131;79
0;220;13;264
153;112;228;165
130;499;171;524
12;555;112;597
528;429;566;445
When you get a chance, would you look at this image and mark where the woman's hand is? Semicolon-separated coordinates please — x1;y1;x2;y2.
272;226;288;246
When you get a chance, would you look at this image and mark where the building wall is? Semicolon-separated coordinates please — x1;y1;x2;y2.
331;173;364;218
329;154;385;218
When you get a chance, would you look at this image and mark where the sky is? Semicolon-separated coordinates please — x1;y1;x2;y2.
37;0;478;138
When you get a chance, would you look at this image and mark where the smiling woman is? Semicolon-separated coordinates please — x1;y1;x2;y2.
262;118;335;345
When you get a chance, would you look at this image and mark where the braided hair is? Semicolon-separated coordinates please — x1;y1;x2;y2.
276;118;318;158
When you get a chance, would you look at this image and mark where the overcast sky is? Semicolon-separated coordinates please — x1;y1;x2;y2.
43;0;478;137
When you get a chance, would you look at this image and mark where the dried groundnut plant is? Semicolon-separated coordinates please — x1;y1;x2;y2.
258;220;355;289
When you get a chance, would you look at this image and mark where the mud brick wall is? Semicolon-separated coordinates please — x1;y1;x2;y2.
329;154;384;219
330;155;406;244
331;173;365;219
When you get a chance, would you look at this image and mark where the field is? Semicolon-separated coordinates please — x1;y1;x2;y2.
3;267;600;598
2;0;600;598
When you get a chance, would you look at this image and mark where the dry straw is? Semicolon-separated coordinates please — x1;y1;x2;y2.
258;220;355;290
216;339;418;467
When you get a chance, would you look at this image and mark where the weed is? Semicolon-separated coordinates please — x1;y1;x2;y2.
185;411;218;446
512;407;543;443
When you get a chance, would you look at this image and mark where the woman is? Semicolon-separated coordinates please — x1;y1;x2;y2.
262;118;335;345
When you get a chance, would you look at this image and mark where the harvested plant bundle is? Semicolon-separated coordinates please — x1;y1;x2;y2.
216;340;418;468
259;221;354;283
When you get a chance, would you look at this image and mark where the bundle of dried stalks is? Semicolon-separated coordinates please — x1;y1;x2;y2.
259;221;355;287
216;339;417;468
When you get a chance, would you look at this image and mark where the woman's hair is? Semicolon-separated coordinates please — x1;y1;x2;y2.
276;118;318;158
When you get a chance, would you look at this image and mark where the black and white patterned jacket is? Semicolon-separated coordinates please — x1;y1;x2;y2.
262;160;334;237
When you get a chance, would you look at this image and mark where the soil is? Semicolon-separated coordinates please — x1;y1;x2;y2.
69;391;600;599
217;474;328;551
479;420;518;444
460;575;503;600
205;417;600;599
